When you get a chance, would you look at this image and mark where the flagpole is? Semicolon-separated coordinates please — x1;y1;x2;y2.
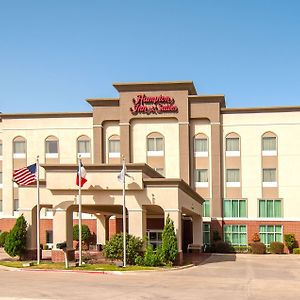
36;156;40;265
78;156;82;266
122;157;126;267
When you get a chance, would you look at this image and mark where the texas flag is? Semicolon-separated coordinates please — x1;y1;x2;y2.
76;163;87;187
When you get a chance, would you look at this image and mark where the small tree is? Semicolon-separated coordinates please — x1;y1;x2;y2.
103;233;143;265
0;232;9;247
161;214;178;265
73;224;91;242
4;215;27;259
284;233;297;253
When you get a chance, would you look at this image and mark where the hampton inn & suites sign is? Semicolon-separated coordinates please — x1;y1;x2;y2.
130;94;178;115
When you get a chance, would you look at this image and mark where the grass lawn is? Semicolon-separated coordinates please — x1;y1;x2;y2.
0;261;166;271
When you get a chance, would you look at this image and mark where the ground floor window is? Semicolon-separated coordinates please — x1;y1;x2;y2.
147;230;162;250
203;223;210;245
259;225;282;245
46;230;53;244
224;225;247;246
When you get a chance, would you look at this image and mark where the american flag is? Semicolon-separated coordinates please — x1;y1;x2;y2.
13;163;37;186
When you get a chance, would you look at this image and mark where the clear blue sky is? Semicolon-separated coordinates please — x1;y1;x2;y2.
0;0;299;113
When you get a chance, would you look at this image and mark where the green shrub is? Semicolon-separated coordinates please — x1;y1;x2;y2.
73;224;91;242
292;248;300;254
270;242;284;254
212;230;221;242
213;241;233;253
143;244;162;266
0;232;9;247
284;233;296;253
4;215;27;259
134;255;144;266
103;233;143;265
250;242;266;254
161;215;178;265
232;245;250;253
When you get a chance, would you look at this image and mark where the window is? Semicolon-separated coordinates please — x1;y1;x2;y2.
203;200;210;217
259;225;282;245
203;224;210;245
13;199;19;211
194;138;208;156
0;172;2;185
226;169;240;187
259;199;282;218
147;137;163;151
262;137;276;151
46;230;53;244
195;169;208;188
13;137;26;158
263;168;277;187
224;199;247;218
46;141;58;154
226;138;240;151
147;230;162;250
0;200;2;212
77;136;91;157
0;141;2;156
224;225;247;246
108;137;120;158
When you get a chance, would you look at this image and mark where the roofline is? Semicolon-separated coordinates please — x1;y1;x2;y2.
143;178;204;204
189;95;226;107
86;98;120;107
0;112;92;119
113;81;197;95
221;105;300;114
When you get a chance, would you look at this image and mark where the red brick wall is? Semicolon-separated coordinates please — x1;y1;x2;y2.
0;219;17;232
223;220;300;253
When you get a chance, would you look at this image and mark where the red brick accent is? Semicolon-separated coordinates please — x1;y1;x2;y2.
0;219;17;232
73;219;97;235
51;249;75;262
223;220;300;253
20;249;42;260
108;217;123;239
40;219;53;245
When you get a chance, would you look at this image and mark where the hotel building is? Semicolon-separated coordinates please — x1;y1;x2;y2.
0;81;300;260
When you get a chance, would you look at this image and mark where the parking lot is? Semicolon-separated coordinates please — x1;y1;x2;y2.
0;253;300;299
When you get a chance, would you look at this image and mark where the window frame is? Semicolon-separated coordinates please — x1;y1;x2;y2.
262;136;277;156
262;168;277;187
225;137;240;157
203;223;211;245
195;169;209;188
226;169;241;187
223;199;247;218
45;138;59;158
258;199;282;218
147;136;164;156
13;139;26;159
194;137;208;157
108;138;120;158
224;225;247;246
77;137;91;158
259;225;283;246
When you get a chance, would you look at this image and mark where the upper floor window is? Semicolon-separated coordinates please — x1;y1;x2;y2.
224;199;247;218
259;199;282;218
0;140;2;157
108;135;120;158
13;136;26;158
262;132;277;156
226;169;240;187
45;136;59;158
147;133;164;156
195;169;208;188
194;134;208;157
225;133;240;156
0;171;2;186
262;168;277;187
203;200;210;217
77;135;91;158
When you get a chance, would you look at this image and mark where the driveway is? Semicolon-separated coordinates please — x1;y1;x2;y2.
0;254;299;299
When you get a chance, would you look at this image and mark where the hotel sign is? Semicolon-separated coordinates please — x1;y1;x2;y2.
130;94;178;115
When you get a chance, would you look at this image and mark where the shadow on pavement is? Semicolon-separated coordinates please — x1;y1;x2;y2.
183;253;237;266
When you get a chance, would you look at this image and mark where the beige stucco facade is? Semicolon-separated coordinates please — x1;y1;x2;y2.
1;80;300;259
